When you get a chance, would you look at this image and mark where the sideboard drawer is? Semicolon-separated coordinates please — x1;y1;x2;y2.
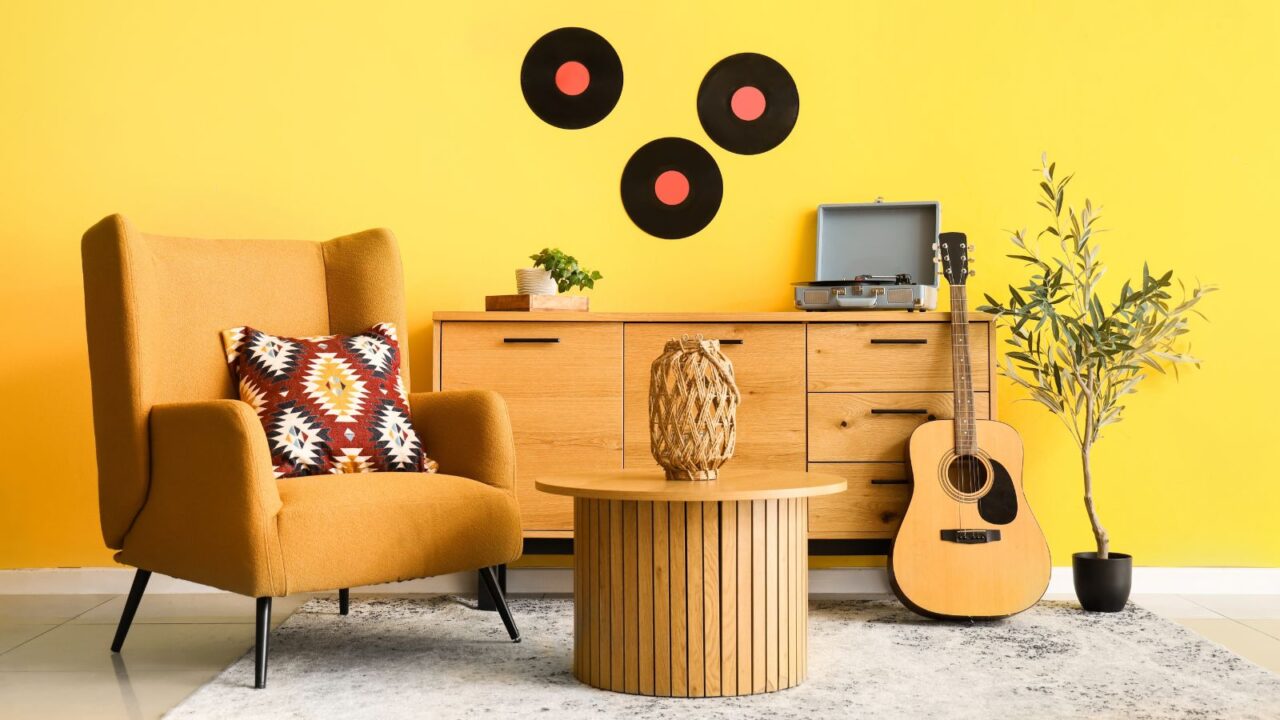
808;392;991;462
439;321;623;533
807;323;990;392
808;463;911;539
623;323;806;471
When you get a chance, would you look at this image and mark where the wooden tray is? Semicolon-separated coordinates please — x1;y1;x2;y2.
485;294;589;312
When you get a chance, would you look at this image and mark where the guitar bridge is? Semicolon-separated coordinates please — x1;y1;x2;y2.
941;529;1001;544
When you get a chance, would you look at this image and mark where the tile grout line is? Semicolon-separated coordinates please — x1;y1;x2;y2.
1208;614;1280;643
1179;594;1280;630
1179;594;1232;620
1172;595;1280;654
0;595;119;659
1241;621;1280;643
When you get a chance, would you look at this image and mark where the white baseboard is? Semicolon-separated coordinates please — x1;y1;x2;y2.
1047;566;1280;595
3;566;1277;596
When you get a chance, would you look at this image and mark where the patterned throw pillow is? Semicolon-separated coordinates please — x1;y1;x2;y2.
220;322;437;478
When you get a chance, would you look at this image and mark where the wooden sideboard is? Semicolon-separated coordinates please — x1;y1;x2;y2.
432;311;996;543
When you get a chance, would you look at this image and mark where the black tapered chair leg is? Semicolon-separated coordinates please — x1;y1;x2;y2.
338;588;350;616
254;597;271;689
110;569;152;653
477;564;506;611
478;565;520;642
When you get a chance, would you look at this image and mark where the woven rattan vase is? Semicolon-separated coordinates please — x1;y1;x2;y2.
649;335;740;481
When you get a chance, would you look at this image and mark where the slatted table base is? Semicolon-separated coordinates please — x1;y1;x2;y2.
572;497;809;696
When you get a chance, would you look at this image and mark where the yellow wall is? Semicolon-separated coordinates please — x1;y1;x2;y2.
1;1;1277;569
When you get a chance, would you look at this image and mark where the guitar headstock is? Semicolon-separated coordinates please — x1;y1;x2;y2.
937;232;973;286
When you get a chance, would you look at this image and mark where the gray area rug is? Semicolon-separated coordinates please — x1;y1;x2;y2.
166;596;1280;719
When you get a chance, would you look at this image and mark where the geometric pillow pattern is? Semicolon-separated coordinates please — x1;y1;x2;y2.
220;322;437;478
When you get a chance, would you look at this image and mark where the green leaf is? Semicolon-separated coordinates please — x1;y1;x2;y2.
528;247;603;292
981;155;1211;455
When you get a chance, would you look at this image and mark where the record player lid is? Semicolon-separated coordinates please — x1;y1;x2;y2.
813;201;939;287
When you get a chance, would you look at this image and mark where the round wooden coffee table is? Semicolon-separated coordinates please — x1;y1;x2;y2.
535;468;846;697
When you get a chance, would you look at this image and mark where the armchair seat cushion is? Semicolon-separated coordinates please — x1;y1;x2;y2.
275;472;522;594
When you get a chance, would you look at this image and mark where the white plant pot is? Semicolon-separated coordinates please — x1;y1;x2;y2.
516;268;558;296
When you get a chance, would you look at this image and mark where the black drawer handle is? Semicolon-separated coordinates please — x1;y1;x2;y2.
503;337;560;344
718;339;744;345
870;408;931;415
870;338;928;345
871;479;911;485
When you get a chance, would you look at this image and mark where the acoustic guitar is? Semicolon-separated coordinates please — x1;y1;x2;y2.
888;232;1050;620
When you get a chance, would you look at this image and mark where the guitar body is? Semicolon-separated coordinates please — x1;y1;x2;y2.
889;418;1051;619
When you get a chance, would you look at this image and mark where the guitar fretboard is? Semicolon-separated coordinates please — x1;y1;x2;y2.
949;285;977;455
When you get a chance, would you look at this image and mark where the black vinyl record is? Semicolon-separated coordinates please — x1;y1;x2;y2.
521;27;623;129
697;53;799;154
620;137;723;239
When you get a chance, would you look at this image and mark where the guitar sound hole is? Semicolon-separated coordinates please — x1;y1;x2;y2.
946;455;988;495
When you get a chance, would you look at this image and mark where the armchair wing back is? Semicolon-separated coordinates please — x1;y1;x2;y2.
81;214;409;549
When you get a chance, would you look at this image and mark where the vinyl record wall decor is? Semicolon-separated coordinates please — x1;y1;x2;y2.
697;53;799;155
521;28;799;239
620;138;724;240
520;28;623;129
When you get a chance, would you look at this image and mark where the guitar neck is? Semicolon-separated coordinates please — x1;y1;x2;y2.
949;285;977;455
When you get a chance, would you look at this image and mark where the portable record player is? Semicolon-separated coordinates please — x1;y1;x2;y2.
794;201;940;311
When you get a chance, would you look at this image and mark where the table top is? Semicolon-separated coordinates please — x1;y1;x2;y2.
534;468;847;502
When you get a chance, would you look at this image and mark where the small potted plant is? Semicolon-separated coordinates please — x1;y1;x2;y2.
979;155;1213;612
517;248;603;296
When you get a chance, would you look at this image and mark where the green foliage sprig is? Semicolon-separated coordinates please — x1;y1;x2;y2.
529;248;603;293
977;155;1214;558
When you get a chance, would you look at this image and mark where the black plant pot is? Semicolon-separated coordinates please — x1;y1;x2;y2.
1073;551;1132;612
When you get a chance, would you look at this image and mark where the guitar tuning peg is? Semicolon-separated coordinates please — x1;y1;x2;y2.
932;242;939;251
968;269;977;277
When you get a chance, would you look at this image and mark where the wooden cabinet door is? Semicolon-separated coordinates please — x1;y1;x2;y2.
623;323;806;472
439;321;623;534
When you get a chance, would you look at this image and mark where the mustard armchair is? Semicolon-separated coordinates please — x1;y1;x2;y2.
80;215;523;688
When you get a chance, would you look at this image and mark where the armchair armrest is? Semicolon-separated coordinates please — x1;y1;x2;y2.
409;390;517;498
118;400;286;597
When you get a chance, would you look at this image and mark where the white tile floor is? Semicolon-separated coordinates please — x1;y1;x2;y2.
0;592;1277;719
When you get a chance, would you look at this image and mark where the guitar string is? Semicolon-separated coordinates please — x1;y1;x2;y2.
952;269;973;531
953;286;961;530
955;284;962;522
943;243;969;531
951;265;964;532
960;287;967;529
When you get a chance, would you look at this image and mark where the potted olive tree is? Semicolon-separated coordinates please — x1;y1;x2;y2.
979;155;1213;612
